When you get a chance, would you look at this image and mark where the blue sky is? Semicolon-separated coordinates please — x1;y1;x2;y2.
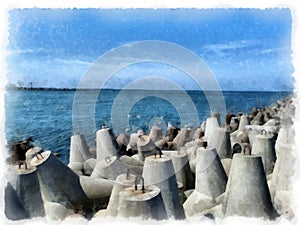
7;8;294;91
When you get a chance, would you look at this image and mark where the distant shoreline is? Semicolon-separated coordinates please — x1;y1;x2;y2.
6;86;78;91
5;86;294;93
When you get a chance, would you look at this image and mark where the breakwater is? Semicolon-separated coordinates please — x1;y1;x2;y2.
4;95;296;222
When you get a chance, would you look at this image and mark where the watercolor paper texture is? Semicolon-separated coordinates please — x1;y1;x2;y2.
1;3;299;224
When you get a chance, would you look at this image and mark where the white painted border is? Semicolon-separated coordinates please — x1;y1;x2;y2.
0;1;299;225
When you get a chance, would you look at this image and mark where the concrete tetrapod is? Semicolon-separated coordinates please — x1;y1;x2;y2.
15;163;45;218
70;134;92;163
142;155;186;220
245;125;277;146
106;172;136;217
79;176;114;200
25;147;43;165
79;176;114;215
155;137;169;150
149;125;164;143
275;126;295;157
90;156;129;180
192;128;205;141
229;116;239;132
174;128;192;148
137;135;157;161
204;117;220;147
82;158;97;176
210;128;232;159
271;146;294;193
211;112;222;127
170;150;194;191
245;126;261;146
117;176;168;220
232;142;252;156
183;190;217;218
4;182;30;220
223;153;277;219
271;146;295;219
238;115;249;131
119;155;144;175
236;130;250;144
166;126;179;141
44;201;73;221
96;127;121;160
252;130;276;175
195;148;228;198
30;151;89;210
116;133;130;149
126;133;139;153
119;155;144;167
68;162;83;176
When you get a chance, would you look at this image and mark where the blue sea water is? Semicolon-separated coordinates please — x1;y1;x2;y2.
4;89;292;164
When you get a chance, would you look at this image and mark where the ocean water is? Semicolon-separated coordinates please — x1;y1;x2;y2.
4;89;292;164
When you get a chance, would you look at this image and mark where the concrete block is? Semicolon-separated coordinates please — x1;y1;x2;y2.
223;153;276;219
143;155;186;220
96;128;121;160
195;148;227;198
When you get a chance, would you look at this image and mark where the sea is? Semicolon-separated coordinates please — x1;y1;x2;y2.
4;89;292;164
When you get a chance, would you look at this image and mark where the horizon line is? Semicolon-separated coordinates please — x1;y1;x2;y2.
5;86;294;93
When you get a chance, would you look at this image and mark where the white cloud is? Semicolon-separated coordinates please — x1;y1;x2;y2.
201;40;258;54
200;40;292;63
8;48;46;55
260;47;291;55
5;40;294;91
53;58;92;67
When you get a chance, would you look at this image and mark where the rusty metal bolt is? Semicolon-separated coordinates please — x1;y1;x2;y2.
126;169;131;180
138;135;145;142
135;175;145;193
34;152;44;160
243;145;252;155
261;129;267;135
157;147;162;158
18;161;28;170
105;156;111;164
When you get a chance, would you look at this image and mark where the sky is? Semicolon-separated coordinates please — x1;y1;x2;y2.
6;8;295;91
